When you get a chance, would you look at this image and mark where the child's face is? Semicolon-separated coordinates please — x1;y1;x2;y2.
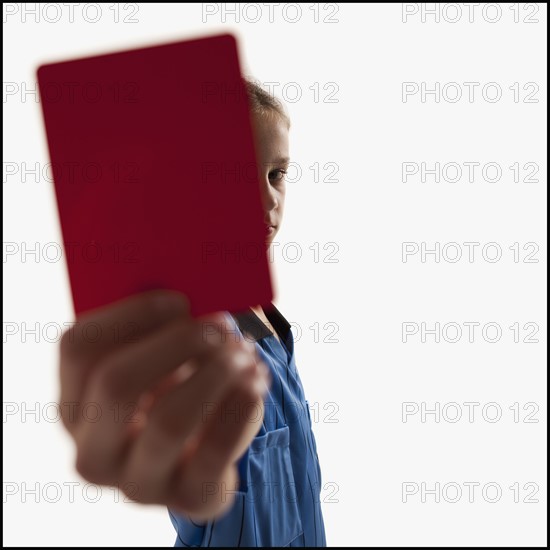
250;112;289;245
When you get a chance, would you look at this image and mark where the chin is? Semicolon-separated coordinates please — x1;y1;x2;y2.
266;232;278;246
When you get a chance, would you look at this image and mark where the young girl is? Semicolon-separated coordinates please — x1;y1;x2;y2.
59;79;326;547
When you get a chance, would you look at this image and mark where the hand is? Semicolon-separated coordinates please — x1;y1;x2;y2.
58;290;269;519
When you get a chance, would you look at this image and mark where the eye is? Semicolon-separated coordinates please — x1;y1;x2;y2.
268;169;287;184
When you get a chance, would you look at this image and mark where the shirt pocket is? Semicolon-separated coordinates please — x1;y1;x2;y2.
249;425;304;544
204;425;304;547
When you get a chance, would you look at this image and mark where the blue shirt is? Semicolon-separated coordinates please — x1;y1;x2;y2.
168;304;326;547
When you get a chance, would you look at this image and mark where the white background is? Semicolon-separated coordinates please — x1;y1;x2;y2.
3;2;547;547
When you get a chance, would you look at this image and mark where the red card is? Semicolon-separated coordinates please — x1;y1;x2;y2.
37;34;273;317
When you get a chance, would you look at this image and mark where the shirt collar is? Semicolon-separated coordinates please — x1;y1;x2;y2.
231;303;291;342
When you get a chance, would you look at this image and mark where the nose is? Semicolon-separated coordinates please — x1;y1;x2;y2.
258;175;278;215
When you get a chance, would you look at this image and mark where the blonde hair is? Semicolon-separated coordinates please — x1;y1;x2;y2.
244;77;291;129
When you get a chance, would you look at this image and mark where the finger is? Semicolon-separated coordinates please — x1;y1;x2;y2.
72;316;221;482
169;464;239;522
195;311;252;350
59;290;189;431
119;348;266;505
168;375;267;517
